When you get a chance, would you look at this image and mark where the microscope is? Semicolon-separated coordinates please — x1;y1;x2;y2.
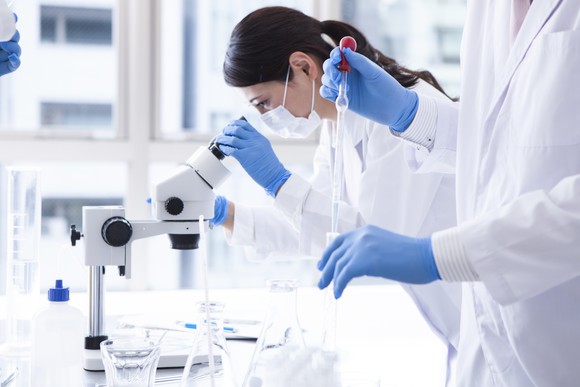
70;140;230;371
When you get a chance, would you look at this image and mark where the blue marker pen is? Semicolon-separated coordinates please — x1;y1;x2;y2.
183;323;237;333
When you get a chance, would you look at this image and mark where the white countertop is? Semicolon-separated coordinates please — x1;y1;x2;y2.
2;284;447;387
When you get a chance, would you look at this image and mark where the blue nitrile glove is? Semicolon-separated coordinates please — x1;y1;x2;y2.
317;225;440;299
0;23;20;77
320;47;418;132
210;195;228;228
215;119;291;197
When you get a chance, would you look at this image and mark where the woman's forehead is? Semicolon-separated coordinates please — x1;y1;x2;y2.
239;81;284;101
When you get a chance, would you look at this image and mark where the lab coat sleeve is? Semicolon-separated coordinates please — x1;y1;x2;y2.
225;126;363;260
273;174;364;258
225;202;307;261
391;92;459;175
433;173;580;305
273;131;365;258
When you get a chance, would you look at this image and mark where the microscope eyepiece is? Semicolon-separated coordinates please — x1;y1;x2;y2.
208;116;247;160
208;141;226;160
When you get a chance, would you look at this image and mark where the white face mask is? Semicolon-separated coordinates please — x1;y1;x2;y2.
0;1;15;42
260;67;321;139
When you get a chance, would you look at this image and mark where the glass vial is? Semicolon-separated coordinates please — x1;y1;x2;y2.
180;301;238;387
242;279;306;387
1;167;41;357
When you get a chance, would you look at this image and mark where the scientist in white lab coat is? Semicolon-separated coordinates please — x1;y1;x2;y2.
0;1;20;76
319;0;580;386
213;7;461;386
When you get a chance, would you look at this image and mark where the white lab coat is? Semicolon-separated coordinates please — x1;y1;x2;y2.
227;81;462;386
403;0;580;385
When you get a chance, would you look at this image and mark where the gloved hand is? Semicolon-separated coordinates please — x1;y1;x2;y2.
320;47;418;132
0;15;21;77
317;225;440;298
215;119;291;197
210;195;228;228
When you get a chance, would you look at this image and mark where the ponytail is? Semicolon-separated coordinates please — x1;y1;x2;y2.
320;20;453;99
224;7;453;100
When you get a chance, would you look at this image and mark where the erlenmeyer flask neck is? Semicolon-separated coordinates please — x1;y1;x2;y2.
265;280;299;322
261;280;304;346
181;302;237;387
197;302;226;340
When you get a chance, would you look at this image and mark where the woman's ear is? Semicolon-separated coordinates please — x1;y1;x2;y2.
288;51;319;80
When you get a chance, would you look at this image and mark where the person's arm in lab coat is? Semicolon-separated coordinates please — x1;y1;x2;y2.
321;19;580;306
320;47;459;175
272;124;364;256
391;93;459;175
221;124;363;260
405;10;580;305
221;201;303;261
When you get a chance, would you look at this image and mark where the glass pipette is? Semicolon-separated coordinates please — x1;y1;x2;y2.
331;36;357;234
323;36;357;352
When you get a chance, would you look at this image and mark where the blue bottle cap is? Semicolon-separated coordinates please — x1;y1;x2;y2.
48;279;69;302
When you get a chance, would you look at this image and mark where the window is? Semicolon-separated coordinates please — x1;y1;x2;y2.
437;27;462;64
40;6;113;45
0;1;118;134
158;0;314;136
342;0;465;97
41;102;113;127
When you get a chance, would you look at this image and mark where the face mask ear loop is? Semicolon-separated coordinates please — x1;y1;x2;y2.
282;65;291;107
310;79;316;114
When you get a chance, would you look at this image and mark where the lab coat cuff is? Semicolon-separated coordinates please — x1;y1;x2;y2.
226;203;254;246
391;94;437;152
432;227;480;282
274;174;311;224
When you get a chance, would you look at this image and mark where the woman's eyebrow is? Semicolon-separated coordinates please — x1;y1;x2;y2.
249;95;263;105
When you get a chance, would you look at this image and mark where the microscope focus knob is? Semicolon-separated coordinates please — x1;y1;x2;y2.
101;217;133;247
165;197;184;216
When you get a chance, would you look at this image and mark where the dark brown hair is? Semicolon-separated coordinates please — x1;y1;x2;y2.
223;6;451;99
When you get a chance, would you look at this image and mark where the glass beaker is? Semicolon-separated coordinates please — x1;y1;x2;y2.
180;301;238;387
1;167;41;357
242;279;306;387
100;337;161;387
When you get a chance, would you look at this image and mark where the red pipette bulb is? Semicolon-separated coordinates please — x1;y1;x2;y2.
338;36;357;72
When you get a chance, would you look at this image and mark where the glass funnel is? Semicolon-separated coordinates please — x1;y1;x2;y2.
242;279;306;387
180;301;238;387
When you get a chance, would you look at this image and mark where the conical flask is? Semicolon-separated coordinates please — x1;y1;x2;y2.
180;301;238;387
242;279;306;387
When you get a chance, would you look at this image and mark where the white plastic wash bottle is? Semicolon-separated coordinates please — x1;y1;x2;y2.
31;279;84;386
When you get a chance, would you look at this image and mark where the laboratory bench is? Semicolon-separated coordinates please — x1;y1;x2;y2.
1;285;447;386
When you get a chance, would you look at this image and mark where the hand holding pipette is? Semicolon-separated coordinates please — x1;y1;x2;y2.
335;36;357;113
320;39;418;131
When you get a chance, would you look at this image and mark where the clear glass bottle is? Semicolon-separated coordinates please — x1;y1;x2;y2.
242;279;306;387
180;301;238;387
1;167;41;358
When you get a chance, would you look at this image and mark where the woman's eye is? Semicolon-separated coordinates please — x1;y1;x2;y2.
256;100;268;108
